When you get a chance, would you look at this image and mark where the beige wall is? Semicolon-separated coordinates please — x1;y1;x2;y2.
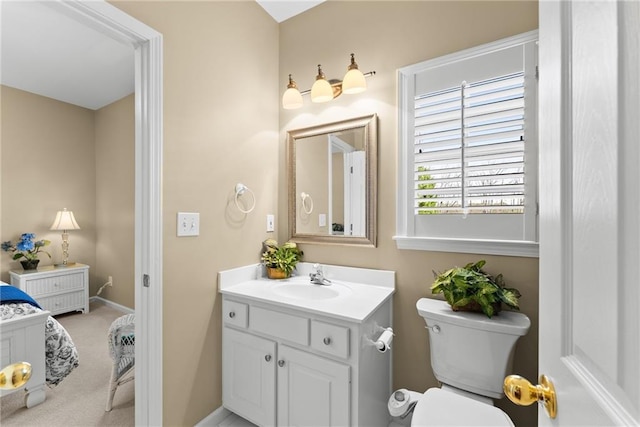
1;86;97;283
279;2;539;426
95;94;135;308
110;2;279;425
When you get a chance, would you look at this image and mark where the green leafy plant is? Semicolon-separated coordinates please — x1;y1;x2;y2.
261;239;303;276
2;233;51;261
430;260;521;318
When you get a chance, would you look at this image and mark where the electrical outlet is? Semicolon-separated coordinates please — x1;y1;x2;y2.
266;214;275;232
177;212;200;236
108;276;113;287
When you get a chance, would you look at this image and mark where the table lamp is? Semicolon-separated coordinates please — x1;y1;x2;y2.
50;208;81;266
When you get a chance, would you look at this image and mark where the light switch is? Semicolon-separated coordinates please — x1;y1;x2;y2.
177;212;200;236
266;214;275;232
319;213;327;227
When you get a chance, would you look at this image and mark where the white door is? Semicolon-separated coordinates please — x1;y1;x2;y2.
538;0;640;425
277;344;350;426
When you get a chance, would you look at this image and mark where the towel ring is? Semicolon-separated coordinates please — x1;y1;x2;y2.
300;192;314;215
235;183;256;214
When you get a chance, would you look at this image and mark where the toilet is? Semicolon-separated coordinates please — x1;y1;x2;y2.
396;298;530;426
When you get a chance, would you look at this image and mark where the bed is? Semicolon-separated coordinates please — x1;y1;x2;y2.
0;283;79;408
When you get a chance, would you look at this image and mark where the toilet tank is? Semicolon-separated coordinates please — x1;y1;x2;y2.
416;298;530;399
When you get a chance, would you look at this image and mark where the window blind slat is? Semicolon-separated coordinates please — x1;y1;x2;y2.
413;69;528;215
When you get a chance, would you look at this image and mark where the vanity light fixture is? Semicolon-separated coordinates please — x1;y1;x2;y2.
282;53;375;109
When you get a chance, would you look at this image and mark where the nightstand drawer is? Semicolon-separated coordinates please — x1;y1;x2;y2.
25;272;85;297
36;291;85;315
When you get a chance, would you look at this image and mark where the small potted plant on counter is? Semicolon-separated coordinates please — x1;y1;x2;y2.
430;260;521;318
261;239;303;279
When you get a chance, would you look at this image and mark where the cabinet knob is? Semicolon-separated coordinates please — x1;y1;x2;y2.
278;360;285;367
265;354;272;362
228;311;236;318
323;337;332;345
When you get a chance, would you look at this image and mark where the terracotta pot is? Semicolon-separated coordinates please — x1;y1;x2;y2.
266;267;289;280
20;259;40;270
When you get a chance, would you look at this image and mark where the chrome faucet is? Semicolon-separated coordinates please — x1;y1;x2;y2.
310;263;331;286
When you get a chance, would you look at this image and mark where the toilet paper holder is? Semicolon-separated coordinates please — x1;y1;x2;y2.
364;325;394;353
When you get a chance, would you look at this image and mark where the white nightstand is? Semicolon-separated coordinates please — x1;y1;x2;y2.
9;263;90;316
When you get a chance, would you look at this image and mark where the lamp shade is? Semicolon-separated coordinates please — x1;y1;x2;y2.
50;209;80;231
311;78;333;103
342;68;367;94
311;64;333;103
342;53;367;94
282;87;303;109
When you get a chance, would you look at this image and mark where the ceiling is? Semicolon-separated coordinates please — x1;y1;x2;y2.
1;1;322;111
256;0;324;23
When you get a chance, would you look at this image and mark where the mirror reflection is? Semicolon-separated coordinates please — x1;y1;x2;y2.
288;114;377;246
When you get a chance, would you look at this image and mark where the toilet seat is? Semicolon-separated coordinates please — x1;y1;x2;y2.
411;388;514;426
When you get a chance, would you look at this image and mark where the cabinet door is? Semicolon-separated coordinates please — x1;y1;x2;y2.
277;345;350;426
223;328;276;426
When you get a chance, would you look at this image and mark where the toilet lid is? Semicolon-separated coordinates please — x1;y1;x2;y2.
412;388;514;426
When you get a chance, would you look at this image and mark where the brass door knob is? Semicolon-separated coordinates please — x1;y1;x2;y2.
504;374;557;419
0;362;32;390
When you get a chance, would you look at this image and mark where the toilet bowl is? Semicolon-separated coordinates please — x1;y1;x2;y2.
391;298;530;426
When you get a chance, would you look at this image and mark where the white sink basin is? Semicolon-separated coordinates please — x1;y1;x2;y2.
272;281;351;300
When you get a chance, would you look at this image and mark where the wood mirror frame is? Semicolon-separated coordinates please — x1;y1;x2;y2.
287;114;377;246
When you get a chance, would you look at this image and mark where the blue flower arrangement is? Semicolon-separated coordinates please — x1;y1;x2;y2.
2;233;51;261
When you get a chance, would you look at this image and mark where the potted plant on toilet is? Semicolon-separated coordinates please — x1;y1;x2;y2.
261;239;303;279
430;260;521;318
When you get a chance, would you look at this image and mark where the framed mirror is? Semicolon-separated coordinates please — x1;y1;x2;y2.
287;114;377;246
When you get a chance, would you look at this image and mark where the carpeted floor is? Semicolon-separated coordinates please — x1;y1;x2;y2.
0;301;135;426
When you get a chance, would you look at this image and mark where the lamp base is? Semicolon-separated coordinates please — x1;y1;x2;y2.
54;262;77;267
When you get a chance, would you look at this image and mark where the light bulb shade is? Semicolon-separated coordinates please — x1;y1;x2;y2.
311;78;333;103
282;87;303;109
342;68;367;94
50;209;80;231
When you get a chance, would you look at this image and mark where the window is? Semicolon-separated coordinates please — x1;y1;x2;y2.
395;31;538;257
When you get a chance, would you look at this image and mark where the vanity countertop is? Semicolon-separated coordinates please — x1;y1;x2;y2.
218;262;395;323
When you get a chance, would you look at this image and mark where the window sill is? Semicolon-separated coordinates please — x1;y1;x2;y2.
393;236;539;258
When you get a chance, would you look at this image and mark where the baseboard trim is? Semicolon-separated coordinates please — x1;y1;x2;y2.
195;406;232;427
89;296;134;314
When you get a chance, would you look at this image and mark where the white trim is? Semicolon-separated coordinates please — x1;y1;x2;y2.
563;355;637;426
49;2;164;425
393;236;538;258
398;30;539;76
90;296;135;314
396;30;539;256
194;406;233;427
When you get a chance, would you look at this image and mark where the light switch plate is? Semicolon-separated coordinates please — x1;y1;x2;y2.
177;212;200;236
319;213;327;227
266;214;275;232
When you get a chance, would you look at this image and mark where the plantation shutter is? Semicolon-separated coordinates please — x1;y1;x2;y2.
396;31;538;254
413;46;527;215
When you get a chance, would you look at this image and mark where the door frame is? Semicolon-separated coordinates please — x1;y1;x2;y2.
51;1;163;425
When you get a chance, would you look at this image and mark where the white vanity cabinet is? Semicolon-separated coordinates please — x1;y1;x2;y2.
221;293;392;427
